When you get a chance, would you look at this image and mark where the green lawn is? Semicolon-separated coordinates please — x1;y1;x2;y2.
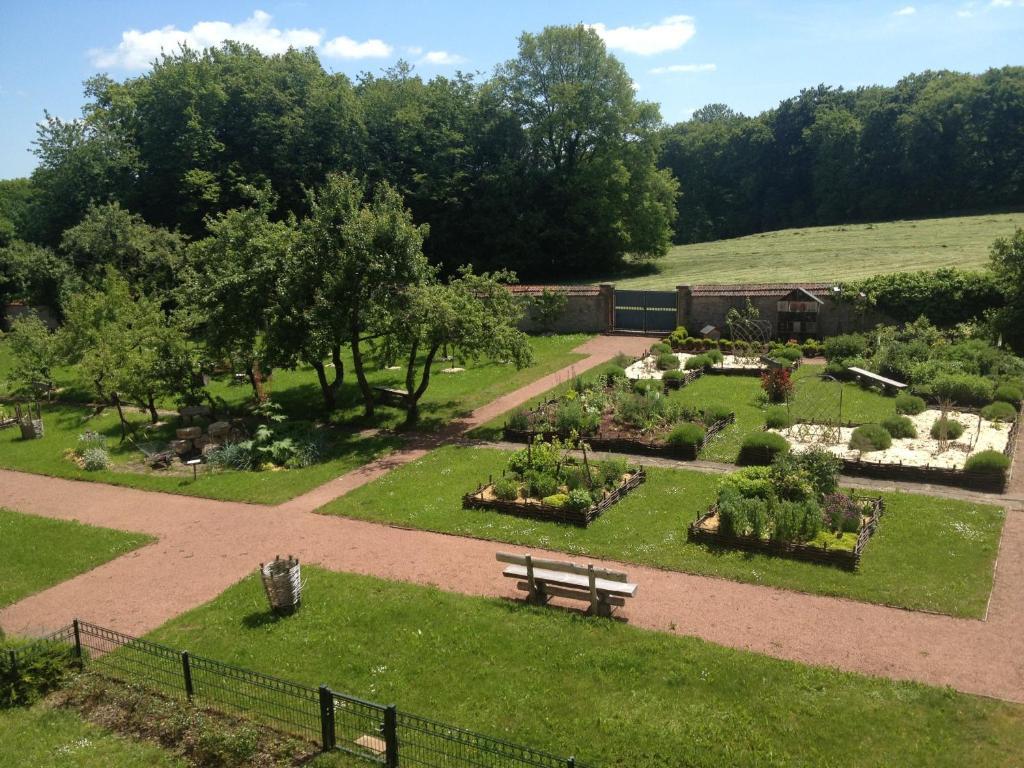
610;212;1024;288
317;445;1002;618
0;705;185;768
0;334;591;504
145;567;1024;768
0;508;152;608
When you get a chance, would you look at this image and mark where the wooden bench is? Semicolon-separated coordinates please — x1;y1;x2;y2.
496;552;637;617
372;386;412;407
847;366;907;393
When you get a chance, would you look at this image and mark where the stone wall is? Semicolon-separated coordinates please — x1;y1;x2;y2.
513;285;612;333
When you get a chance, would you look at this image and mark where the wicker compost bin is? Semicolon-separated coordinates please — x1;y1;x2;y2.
15;403;44;440
260;556;302;615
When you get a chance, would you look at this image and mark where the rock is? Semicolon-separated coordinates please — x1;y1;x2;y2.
208;421;231;437
171;439;192;454
176;426;202;439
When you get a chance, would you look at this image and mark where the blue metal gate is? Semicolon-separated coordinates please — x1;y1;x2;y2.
613;290;678;333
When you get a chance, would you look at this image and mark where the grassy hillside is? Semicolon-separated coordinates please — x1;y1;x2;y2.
613;212;1024;288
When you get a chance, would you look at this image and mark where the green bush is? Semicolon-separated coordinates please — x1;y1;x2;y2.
823;333;868;362
633;378;663;396
982;401;1017;422
555;400;599;434
717;489;769;539
849;424;892;452
604;365;627;383
650;342;672;355
667;327;689;348
773;346;803;363
994;384;1023;405
772;499;823;543
493;477;520;501
667;422;706;449
75;431;106;456
720;466;774;499
764;406;792;429
566;488;593;511
81;447;110;471
963;450;1011;477
656;352;680;371
930;418;965;441
662;369;684;385
525;472;560;499
801;339;822;357
684;354;710;370
931;373;995;406
0;639;74;707
706;349;725;365
506;408;529;432
881;415;918;439
598;457;629;488
739;432;790;464
895;393;926;415
542;493;569;508
702;404;732;426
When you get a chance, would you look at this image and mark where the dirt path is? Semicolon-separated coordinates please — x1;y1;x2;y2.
3;335;1024;703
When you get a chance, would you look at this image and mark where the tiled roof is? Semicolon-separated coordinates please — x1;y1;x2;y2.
508;284;602;296
689;282;835;297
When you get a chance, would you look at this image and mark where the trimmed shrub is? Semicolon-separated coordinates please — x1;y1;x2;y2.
930;418;965;441
881;415;917;439
764;406;792;429
823;333;868;362
493;477;520;501
963;450;1011;478
667;327;688;349
849;424;892;452
895;393;926;415
982;401;1017;422
994;384;1023;405
702;404;732;426
604;365;627;383
739;432;790;465
542;493;569;508
721;466;774;499
526;472;560;499
684;354;710;370
662;369;684;386
650;342;672;355
772;499;823;543
598;457;629;488
667;422;706;449
706;349;725;365
773;346;803;363
931;373;995;406
656;352;680;371
633;378;663;396
718;492;769;539
81;447;110;471
761;368;794;403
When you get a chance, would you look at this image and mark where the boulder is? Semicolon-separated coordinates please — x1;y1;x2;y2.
176;426;202;439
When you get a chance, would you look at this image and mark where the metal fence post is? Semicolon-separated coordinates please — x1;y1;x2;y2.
72;619;82;665
567;757;576;768
319;685;335;751
383;704;398;768
181;651;194;700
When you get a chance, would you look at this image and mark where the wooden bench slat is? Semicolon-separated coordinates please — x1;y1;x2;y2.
514;581;626;606
502;565;637;597
496;552;629;582
846;367;907;389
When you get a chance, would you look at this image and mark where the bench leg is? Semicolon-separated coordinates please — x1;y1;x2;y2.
527;587;550;606
593;598;614;618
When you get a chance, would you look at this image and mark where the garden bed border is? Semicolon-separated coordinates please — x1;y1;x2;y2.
687;496;885;570
462;467;647;526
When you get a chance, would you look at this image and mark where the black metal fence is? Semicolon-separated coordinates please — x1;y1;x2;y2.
9;619;587;768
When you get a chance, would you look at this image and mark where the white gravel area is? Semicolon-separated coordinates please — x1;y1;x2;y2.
625;352;765;380
771;408;1012;470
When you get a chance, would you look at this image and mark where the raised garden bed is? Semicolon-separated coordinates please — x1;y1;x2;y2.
463;466;646;526
688;495;884;570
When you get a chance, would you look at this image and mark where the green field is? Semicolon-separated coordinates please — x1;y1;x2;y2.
0;508;152;608
146;567;1024;768
318;445;1003;617
611;212;1024;288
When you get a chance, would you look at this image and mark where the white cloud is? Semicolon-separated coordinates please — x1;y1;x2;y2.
89;10;323;69
419;50;465;66
956;8;974;15
321;35;392;59
587;15;696;56
894;5;917;14
990;0;1013;6
649;63;716;75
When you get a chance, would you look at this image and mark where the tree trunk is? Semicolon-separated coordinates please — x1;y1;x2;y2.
331;345;344;391
311;359;335;410
248;360;268;404
147;393;159;424
404;343;440;426
111;391;128;443
351;321;374;418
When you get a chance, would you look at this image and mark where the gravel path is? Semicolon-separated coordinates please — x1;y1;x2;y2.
2;335;1024;703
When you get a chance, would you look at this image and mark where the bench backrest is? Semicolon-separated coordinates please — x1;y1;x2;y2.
496;551;628;583
846;366;907;388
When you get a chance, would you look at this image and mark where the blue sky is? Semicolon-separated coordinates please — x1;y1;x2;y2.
2;0;1023;179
